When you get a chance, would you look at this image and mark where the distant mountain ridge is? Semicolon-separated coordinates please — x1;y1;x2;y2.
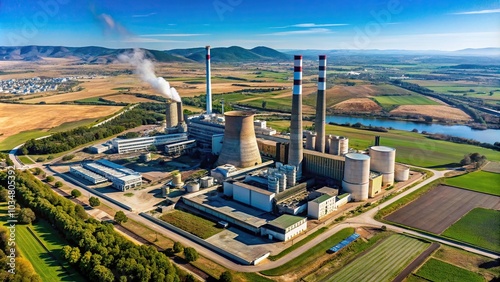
0;45;291;63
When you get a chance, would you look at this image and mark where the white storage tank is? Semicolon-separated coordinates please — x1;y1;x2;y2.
200;176;214;188
330;136;349;155
325;135;333;154
395;164;410;182
268;175;279;193
276;172;287;193
185;181;200;193
342;153;370;201
282;165;297;188
172;173;184;188
369;146;396;186
306;132;317;150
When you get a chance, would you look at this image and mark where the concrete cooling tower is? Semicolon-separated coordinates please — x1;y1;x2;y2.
342;153;370;201
216;111;262;168
165;101;178;129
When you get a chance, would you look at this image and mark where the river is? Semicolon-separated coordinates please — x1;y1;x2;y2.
325;116;500;144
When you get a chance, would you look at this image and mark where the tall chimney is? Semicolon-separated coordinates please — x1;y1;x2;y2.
177;101;184;123
288;55;303;179
315;55;327;153
205;46;212;114
165;101;178;129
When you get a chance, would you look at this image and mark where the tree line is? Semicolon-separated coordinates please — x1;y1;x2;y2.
21;104;165;155
0;170;186;282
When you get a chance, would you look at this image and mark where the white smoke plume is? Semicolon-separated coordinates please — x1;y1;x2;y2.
118;49;182;102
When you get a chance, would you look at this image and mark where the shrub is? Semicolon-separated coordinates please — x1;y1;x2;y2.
71;189;82;198
183;247;199;262
173;241;184;253
114;211;128;224
219;271;233;282
46;175;55;182
89;196;100;207
36;157;46;162
62;154;75;161
54;181;63;188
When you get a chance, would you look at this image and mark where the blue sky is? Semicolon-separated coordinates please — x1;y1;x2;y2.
0;0;498;50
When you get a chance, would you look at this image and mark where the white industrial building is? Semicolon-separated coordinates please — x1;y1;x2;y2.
112;133;188;154
224;181;275;212
69;166;107;184
164;139;196;156
83;159;142;191
261;215;307;241
307;194;336;219
89;143;113;154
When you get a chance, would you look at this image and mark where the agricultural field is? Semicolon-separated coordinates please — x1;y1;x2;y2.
412;258;485;282
389;105;470;121
444;170;500;196
442;208;500;253
0;103;122;150
483;161;500;173
333;98;382;113
385;185;500;234
160;210;223;239
18;155;35;165
373;95;439;107
267;121;500;168
324;235;429;282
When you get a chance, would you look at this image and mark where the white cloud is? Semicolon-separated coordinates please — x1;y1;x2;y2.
452;8;500;15
121;37;187;43
273;23;348;29
264;28;333;36
140;33;208;37
132;12;157;18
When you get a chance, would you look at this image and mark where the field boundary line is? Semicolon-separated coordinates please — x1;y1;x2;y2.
392;242;440;282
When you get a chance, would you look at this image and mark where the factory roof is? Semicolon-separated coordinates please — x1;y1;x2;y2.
345;153;370;161
370;171;382;179
303;149;345;161
266;215;305;230
315;186;339;196
337;193;350;200
370;146;395;152
234;181;275;196
312;194;333;204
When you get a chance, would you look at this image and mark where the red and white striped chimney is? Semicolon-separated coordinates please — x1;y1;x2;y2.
315;55;327;153
206;46;212;114
289;55;303;179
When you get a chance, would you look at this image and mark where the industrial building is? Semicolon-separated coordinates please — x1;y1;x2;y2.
83;159;142;191
224;181;275;212
261;214;307;241
69;166;107;184
89;143;113;154
164;139;196;156
303;149;345;181
112;133;188;154
307;194;336;219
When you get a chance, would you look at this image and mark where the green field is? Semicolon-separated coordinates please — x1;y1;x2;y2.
18;155;35;165
268;227;328;261
414;258;485;282
0;203;85;282
261;228;354;276
268;121;500;168
445;171;500;196
373;95;439;106
442;208;500;253
325;235;429;282
160;210;222;239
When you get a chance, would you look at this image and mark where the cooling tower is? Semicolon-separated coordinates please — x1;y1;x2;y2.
206;46;212;114
216;111;262;168
315;55;327;153
288;55;303;179
165;101;178;129
342;153;370;201
369;146;396;186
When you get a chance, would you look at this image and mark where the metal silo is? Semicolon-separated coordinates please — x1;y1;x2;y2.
268;175;278;193
306;132;317;150
342;153;370;201
369;146;396;186
395;164;410;182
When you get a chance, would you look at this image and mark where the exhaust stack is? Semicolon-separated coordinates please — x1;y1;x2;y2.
315;55;327;153
205;46;212;114
288;55;303;180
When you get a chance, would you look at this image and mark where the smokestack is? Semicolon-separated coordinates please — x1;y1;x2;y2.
177;101;184;123
206;46;212;114
165;101;178;129
315;55;327;153
216;111;262;168
288;55;303;179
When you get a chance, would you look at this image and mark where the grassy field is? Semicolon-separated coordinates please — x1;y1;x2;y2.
18;155;35;165
373;95;439;108
261;228;354;276
325;235;429;282
268;121;500;168
268;227;328;261
442;208;500;253
445;171;500;196
414;258;485;282
160;210;223;239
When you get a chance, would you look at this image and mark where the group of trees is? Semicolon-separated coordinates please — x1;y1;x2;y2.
460;153;487;167
0;227;41;281
0;171;183;282
21;104;165;155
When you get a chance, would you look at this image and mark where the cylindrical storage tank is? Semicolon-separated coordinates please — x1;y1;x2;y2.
216;111;262;168
185;181;200;193
201;176;214;188
276;172;287;193
369;146;396;186
172;173;183;188
338;137;349;155
325;135;333;154
283;165;296;188
165;102;178;129
395;164;410;182
306;132;317;150
342;153;370;201
330;136;341;155
268;175;278;193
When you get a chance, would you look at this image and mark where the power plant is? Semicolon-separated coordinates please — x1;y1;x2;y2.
288;55;304;180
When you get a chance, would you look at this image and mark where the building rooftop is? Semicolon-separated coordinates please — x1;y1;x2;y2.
312;194;333;204
303;149;346;161
267;214;305;230
370;146;395;152
315;186;339;196
337;193;350;200
234;181;275;196
345;153;370;161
